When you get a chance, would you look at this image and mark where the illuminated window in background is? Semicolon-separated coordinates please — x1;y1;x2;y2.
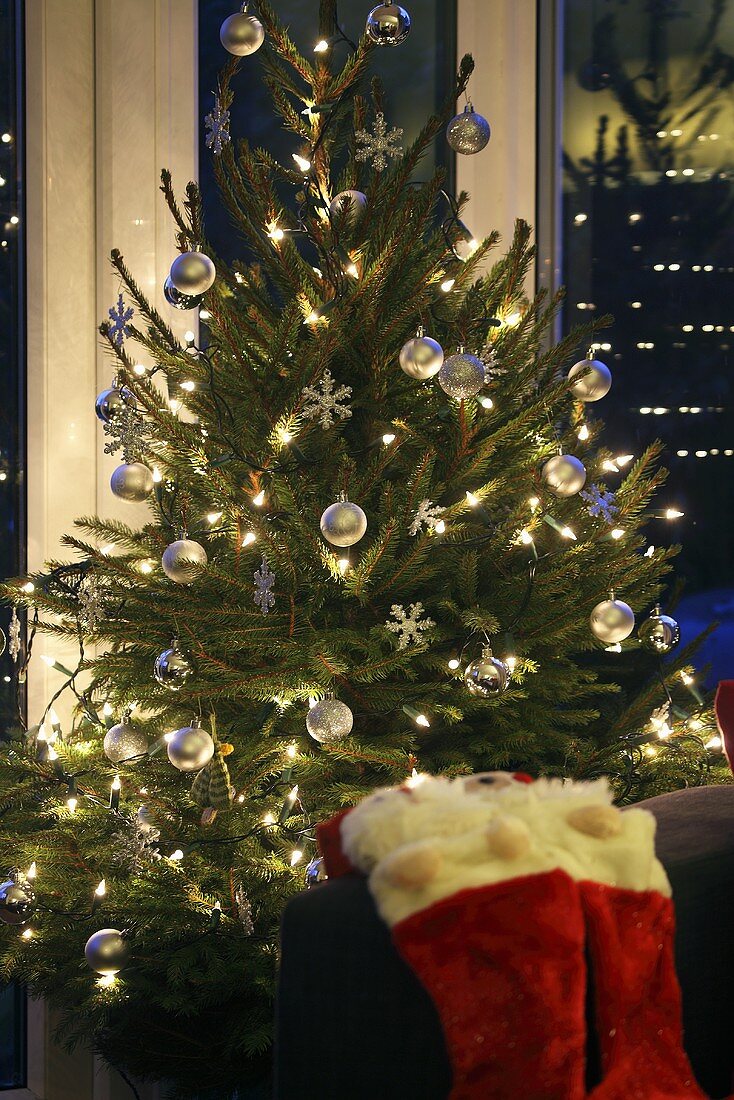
562;0;734;674
0;0;26;1088
198;0;457;263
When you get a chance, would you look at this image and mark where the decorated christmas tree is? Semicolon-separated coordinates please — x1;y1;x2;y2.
0;2;726;1095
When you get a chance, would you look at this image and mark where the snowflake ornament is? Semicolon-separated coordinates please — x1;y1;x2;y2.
581;484;619;523
103;402;151;462
109;815;161;876
77;575;110;634
480;344;497;381
648;701;672;738
301;369;352;430
254;554;275;615
409;499;445;537
235;883;254;934
386;602;435;649
355;112;404;172
205;95;231;156
107;293;134;348
8;607;21;662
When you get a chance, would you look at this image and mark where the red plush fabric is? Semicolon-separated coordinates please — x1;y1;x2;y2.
316;809;357;878
581;881;708;1099
715;680;734;775
392;870;587;1100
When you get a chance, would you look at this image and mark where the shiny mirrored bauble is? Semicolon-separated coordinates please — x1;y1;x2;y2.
638;609;680;656
365;3;411;46
0;879;36;926
163;276;203;311
305;856;328;888
95;386;135;423
320;500;367;547
328;190;367;227
154;639;195;691
85;928;129;975
463;651;510;697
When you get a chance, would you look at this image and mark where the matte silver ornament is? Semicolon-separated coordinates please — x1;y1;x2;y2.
446;106;491;155
365;3;411;45
328;190;367;226
0;879;36;926
103;721;149;766
590;598;635;644
399;329;444;380
438;350;485;400
320;498;367;547
161;539;208;584
568;356;612;402
166;718;215;772
638;607;680;656
305;856;328;888
219;8;265;55
541;454;587;498
84;928;129;975
154;638;195;691
110;462;154;503
95;385;135;423
463;647;510;697
168;251;216;296
306;696;354;743
163;276;203;311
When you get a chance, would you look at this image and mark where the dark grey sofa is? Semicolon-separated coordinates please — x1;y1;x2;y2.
275;785;734;1100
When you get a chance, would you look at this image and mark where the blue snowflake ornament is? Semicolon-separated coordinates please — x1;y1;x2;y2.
205;96;231;156
581;484;619;523
107;294;134;347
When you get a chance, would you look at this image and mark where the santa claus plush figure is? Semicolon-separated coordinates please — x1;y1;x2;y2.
317;772;712;1100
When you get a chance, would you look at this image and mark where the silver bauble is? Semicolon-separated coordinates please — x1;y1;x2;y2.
84;928;129;975
399;333;444;380
154;639;195;691
446;106;491;155
590;598;635;644
320;499;367;547
305;856;328;888
166;720;215;772
163;276;203;311
103;721;149;765
110;462;154;503
541;454;587;498
464;648;510;697
306;697;354;743
568;357;612;402
0;627;5;658
438;351;485;400
366;3;411;46
95;385;135;423
136;805;157;834
219;9;265;55
638;608;680;656
0;879;36;926
328;190;367;227
161;539;208;584
168;251;216;296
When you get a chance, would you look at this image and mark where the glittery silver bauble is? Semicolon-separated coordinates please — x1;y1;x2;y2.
320;499;367;547
168;251;216;296
568;357;612;402
110;462;154;503
305;856;328;888
638;608;680;656
541;454;587;498
219;9;265;55
166;720;215;772
84;928;129;975
95;385;133;423
328;190;367;226
446;106;491;155
103;721;149;766
399;333;444;380
463;648;510;697
365;3;411;46
438;351;485;400
163;275;203;311
161;539;208;584
306;697;354;743
0;880;36;926
154;639;195;691
590;598;635;644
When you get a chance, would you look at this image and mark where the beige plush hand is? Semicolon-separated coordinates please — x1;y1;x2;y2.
379;840;443;890
567;803;622;839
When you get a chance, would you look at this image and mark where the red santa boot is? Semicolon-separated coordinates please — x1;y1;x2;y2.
715;680;734;775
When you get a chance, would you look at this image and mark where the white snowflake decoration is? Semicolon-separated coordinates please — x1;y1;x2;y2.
254;554;275;615
110;815;161;875
409;499;444;537
355;112;404;172
235;883;254;934
301;370;352;430
8;607;21;662
480;345;496;381
107;293;134;348
386;602;435;649
103;403;151;462
581;484;618;523
205;95;231;156
77;575;110;634
648;702;672;738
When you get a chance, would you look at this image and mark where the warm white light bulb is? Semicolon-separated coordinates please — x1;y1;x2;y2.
440;278;455;293
290;849;303;867
286;744;297;760
133;363;147;376
139;560;154;574
519;529;534;545
253;490;266;507
479;396;494;410
27;861;37;881
313;38;329;52
560;526;577;540
66;796;78;813
95;879;107;898
382;433;396;445
505;656;517;673
345;262;359;278
433;519;446;534
337;557;350;575
448;658;460;670
465;491;479;507
242;531;257;547
169;849;184;862
292;153;312;173
577;424;590;441
207;511;223;525
528;496;540;512
180;380;196;392
21;581;35;593
263;811;276;826
415;713;431;728
610;528;624;540
21;927;33;940
665;508;684;519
